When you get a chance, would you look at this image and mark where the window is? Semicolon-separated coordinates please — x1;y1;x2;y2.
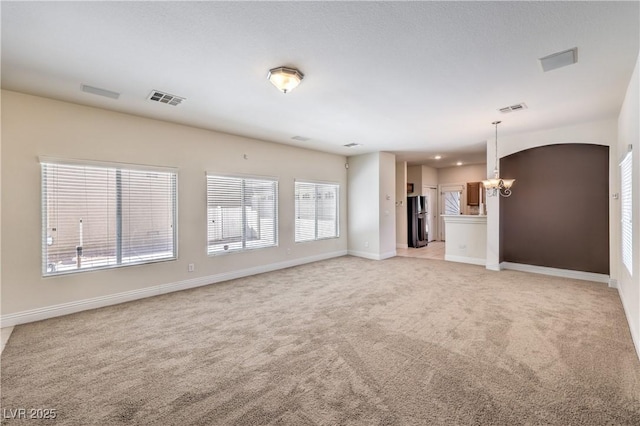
207;174;278;254
41;159;177;276
295;181;339;242
621;151;633;275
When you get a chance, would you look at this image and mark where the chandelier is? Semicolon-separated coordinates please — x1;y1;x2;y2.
482;121;515;197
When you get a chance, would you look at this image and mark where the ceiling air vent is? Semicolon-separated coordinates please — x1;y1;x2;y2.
148;90;185;106
539;47;578;72
81;84;120;99
498;103;527;114
344;143;361;148
291;135;310;142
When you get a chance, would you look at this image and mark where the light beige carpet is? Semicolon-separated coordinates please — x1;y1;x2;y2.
2;256;639;425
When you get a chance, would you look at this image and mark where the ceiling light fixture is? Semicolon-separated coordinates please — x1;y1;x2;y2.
435;155;442;160
482;121;515;197
456;161;463;166
267;66;304;94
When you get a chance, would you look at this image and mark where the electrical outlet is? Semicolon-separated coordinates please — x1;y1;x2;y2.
286;248;291;255
364;241;369;248
188;263;195;272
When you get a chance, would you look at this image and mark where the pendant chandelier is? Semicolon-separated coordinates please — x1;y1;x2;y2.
482;121;515;197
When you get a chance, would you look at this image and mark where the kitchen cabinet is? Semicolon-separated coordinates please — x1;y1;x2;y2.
467;182;480;206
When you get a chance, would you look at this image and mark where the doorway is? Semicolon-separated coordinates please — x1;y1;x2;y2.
422;186;438;242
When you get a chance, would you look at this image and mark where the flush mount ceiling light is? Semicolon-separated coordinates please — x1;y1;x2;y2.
482;121;515;197
267;66;304;94
539;47;578;72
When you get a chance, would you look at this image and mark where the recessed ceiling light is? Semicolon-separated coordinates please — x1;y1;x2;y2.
434;155;442;160
456;161;463;166
344;143;361;148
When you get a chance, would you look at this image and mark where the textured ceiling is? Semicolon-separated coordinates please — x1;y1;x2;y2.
2;2;638;168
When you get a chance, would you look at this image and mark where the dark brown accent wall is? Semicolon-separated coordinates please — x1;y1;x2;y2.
500;144;609;274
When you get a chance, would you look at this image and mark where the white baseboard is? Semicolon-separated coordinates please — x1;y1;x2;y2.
617;280;640;362
608;278;618;289
485;263;503;271
396;243;408;249
445;254;486;266
380;250;397;260
348;250;396;261
500;262;610;284
348;250;382;260
0;250;348;328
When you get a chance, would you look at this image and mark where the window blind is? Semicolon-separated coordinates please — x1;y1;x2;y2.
41;161;177;276
620;151;633;275
295;181;339;242
206;174;278;254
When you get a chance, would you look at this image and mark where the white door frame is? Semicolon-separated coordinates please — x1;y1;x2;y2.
422;185;438;242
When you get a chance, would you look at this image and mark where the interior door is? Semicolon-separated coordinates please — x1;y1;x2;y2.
439;185;464;241
423;186;437;242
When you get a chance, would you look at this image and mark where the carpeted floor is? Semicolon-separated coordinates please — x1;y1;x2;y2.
1;256;639;425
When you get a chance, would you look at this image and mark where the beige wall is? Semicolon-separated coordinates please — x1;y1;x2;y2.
616;53;639;358
421;165;438;188
438;164;486;185
395;162;408;248
348;153;380;257
1;90;348;316
406;165;438;192
406;166;421;195
347;152;396;260
378;152;396;257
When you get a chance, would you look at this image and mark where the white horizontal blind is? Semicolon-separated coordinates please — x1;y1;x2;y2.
295;182;317;242
207;174;278;254
42;161;177;276
295;181;339;242
620;152;633;275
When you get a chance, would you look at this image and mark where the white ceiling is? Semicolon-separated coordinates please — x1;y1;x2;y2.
2;1;638;168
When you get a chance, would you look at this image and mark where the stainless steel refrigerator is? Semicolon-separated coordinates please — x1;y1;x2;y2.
407;195;428;248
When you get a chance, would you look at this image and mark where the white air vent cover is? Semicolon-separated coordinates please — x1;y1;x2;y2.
148;90;185;106
81;84;120;99
540;47;578;72
344;142;361;148
291;135;310;142
498;103;528;114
